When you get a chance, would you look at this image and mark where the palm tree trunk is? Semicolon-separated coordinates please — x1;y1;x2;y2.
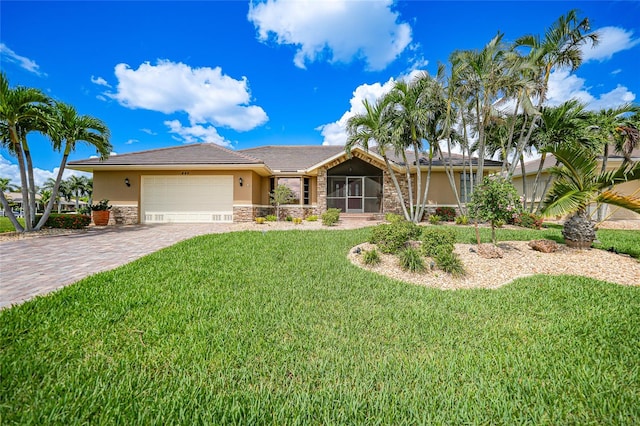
34;153;69;230
597;143;609;221
10;126;32;231
529;153;547;213
400;151;415;221
0;192;24;232
22;135;38;228
519;153;528;210
412;141;423;223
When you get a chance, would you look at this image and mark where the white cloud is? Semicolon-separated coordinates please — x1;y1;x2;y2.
0;154;89;188
140;128;157;135
107;60;268;136
90;75;111;87
582;26;640;62
164;120;232;147
0;43;45;76
317;77;398;146
248;0;412;71
125;139;139;145
546;69;636;110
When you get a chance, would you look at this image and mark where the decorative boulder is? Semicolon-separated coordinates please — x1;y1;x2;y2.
528;239;560;253
477;243;503;259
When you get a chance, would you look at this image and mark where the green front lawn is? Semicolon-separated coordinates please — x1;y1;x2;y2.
0;216;24;233
1;228;639;424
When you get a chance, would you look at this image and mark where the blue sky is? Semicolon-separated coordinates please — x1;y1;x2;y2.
1;0;639;186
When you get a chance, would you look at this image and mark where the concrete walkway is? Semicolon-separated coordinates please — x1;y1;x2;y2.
0;220;378;309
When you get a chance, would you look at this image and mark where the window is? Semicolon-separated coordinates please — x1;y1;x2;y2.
303;178;310;205
273;177;301;204
460;172;477;203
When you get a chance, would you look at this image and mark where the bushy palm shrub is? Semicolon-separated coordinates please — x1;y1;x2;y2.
421;227;456;257
321;208;341;226
369;220;421;254
434;250;465;277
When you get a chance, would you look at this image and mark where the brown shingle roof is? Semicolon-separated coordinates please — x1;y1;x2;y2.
68;143;263;167
239;145;346;172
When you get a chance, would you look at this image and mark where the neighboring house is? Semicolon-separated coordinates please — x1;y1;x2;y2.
512;147;640;220
67;143;502;225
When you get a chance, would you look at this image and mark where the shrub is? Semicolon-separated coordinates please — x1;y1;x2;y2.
306;215;318;222
35;214;91;230
266;215;277;222
385;213;405;223
321;208;341;226
495;219;505;228
369;220;422;254
398;247;425;273
362;249;381;266
285;215;293;222
293;217;303;224
428;214;441;225
513;212;544;229
468;176;523;244
455;215;469;225
255;217;266;224
90;199;111;211
435;206;456;221
434;250;465;277
421;227;456;257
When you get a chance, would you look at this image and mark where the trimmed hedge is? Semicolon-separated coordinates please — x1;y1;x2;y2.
35;214;91;229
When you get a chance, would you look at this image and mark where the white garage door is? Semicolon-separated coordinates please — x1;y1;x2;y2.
141;175;233;223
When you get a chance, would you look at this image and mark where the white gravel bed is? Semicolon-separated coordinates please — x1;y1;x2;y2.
349;241;640;289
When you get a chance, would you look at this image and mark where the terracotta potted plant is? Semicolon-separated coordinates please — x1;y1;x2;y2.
91;199;112;226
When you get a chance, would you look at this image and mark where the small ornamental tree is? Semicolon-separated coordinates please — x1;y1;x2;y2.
468;176;522;244
270;184;296;221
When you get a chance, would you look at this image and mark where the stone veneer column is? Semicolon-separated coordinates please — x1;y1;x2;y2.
382;171;410;214
317;168;327;214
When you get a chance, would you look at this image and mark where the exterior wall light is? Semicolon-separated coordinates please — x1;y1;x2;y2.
239;177;244;187
124;178;131;187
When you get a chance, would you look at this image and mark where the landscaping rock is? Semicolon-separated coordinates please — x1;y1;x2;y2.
528;239;560;253
477;243;503;259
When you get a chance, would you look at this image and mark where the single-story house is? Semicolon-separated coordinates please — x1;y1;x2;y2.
512;146;640;220
67;143;502;225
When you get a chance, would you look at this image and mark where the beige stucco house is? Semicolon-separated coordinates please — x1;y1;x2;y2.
68;143;502;225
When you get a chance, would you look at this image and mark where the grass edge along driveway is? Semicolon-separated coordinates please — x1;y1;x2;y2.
1;227;639;424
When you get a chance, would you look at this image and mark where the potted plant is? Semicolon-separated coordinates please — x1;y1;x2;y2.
91;199;111;226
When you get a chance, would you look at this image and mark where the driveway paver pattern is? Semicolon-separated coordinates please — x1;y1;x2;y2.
0;224;240;309
0;220;378;309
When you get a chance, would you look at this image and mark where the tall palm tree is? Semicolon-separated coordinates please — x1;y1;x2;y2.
346;97;411;220
541;143;640;248
34;101;111;230
614;112;640;166
0;72;51;231
529;100;590;212
515;9;598;105
67;175;90;211
584;105;639;220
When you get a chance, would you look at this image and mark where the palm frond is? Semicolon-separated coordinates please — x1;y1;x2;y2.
596;190;640;214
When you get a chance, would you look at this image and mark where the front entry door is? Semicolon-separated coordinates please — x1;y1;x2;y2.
347;177;363;213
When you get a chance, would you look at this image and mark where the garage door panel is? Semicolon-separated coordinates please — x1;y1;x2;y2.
142;175;233;223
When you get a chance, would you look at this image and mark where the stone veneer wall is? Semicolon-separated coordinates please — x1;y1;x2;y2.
382;170;409;215
109;205;139;225
317;168;327;214
234;205;317;222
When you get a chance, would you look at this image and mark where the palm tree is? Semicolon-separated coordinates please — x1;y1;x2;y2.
35;101;111;230
515;9;598;105
0;72;51;231
540;143;640;248
346;97;411;220
529;100;590;212
67;175;90;211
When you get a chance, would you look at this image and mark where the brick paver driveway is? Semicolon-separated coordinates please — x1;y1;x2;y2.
0;219;378;309
0;224;236;309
